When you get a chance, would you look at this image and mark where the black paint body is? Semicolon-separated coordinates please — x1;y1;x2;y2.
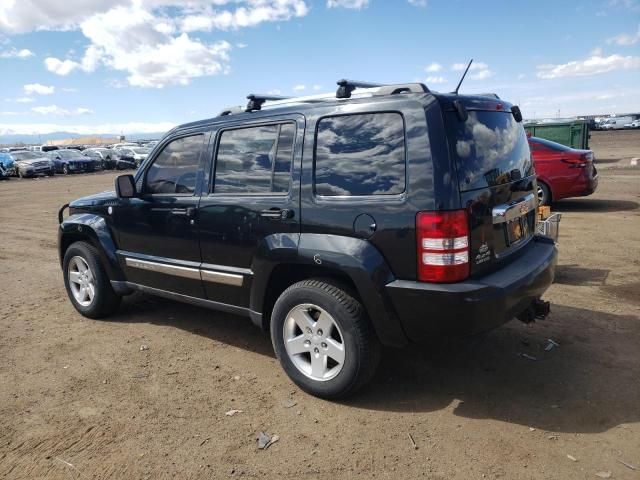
58;91;557;347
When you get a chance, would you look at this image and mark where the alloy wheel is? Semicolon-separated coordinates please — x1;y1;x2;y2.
68;256;95;307
283;303;345;381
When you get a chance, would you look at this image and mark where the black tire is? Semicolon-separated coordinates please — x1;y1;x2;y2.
63;241;121;319
62;164;69;175
537;181;551;206
270;279;381;399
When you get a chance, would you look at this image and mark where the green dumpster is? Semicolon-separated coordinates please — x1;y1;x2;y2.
524;120;590;149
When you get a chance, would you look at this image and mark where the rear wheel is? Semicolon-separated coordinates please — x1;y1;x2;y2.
270;279;381;399
62;164;69;175
63;241;121;318
537;182;551;206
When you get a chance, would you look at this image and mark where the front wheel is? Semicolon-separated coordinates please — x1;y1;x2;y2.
270;279;381;399
63;241;121;318
62;164;69;175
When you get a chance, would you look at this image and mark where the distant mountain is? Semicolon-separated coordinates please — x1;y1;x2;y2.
0;131;165;146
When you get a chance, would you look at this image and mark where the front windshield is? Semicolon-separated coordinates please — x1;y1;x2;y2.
61;150;84;158
12;151;41;160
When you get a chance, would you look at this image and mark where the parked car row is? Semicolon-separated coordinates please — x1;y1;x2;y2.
0;143;151;179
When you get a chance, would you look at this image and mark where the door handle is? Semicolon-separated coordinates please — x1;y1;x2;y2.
171;207;195;217
260;208;294;220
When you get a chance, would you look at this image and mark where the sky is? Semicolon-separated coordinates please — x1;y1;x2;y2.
0;0;639;137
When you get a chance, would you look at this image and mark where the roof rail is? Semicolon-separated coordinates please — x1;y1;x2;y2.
476;93;500;99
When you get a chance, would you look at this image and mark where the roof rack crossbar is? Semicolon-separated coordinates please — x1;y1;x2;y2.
246;94;292;112
376;83;430;95
336;79;384;98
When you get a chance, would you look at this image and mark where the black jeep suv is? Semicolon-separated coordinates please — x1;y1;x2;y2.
58;80;557;398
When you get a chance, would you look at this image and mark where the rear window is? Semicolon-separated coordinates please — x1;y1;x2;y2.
446;111;533;191
314;112;406;196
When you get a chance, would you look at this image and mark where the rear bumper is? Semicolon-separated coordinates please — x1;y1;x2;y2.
385;236;557;340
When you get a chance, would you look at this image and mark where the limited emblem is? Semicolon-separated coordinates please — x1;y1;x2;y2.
313;254;322;265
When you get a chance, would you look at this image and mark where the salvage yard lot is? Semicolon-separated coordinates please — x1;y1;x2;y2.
1;130;639;479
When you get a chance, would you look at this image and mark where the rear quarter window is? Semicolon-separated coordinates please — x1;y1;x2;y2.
314;112;406;196
446;111;533;191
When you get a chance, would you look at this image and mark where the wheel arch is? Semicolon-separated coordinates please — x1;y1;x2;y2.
58;214;125;282
250;233;409;347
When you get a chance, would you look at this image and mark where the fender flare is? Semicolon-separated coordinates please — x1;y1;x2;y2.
250;233;409;347
58;212;125;281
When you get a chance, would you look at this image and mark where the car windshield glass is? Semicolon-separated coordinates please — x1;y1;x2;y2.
61;150;84;158
132;148;150;154
445;110;534;191
12;151;41;160
530;137;572;152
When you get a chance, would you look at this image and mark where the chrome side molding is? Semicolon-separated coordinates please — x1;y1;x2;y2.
125;257;244;286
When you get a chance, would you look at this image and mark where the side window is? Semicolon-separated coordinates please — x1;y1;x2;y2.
144;135;203;195
214;123;295;194
314;112;406;196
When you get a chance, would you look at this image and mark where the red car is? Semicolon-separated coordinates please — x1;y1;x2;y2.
528;137;598;205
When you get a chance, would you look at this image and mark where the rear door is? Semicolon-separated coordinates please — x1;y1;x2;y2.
444;106;537;276
197;116;303;308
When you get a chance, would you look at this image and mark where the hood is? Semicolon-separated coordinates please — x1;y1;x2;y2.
15;157;51;166
69;190;117;207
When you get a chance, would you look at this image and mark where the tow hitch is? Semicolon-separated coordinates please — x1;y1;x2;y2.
517;299;551;324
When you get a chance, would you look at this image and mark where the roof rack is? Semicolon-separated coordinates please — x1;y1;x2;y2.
217;79;431;117
336;79;429;98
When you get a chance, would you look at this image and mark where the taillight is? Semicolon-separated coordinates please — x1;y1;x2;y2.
561;154;589;168
416;210;470;283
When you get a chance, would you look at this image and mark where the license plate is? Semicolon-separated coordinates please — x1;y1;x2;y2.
507;217;525;244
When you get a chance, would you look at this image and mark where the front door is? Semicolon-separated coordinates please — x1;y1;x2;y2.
198;117;302;308
112;133;208;298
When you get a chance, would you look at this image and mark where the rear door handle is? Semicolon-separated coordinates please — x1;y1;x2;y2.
171;207;195;217
260;208;294;220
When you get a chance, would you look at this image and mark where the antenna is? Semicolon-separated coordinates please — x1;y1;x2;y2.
453;59;473;95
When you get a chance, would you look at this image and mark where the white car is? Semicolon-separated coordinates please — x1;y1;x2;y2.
624;120;640;129
117;147;150;166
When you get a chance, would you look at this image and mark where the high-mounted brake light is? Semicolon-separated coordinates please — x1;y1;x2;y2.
416;210;470;283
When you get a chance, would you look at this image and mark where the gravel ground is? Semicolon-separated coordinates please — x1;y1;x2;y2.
1;130;639;479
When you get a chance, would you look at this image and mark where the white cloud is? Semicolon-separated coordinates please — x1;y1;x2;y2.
0;47;34;58
179;1;308;32
424;62;442;72
45;57;80;75
293;84;306;91
425;76;446;84
408;0;427;6
0;122;176;136
451;61;493;80
31;105;94;116
327;0;369;9
235;42;248;48
312;84;323;91
517;73;526;80
24;83;55;95
1;1;310;88
267;89;282;95
536;53;640;79
15;97;35;103
607;24;640;45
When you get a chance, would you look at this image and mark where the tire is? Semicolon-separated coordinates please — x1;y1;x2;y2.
63;241;121;319
537;182;551;206
62;164;69;175
270;279;381;399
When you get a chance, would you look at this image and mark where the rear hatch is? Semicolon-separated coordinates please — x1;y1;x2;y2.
441;97;537;276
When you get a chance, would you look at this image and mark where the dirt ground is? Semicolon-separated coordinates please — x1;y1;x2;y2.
1;130;639;479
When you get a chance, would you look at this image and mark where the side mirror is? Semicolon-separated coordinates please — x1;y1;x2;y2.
115;174;136;198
